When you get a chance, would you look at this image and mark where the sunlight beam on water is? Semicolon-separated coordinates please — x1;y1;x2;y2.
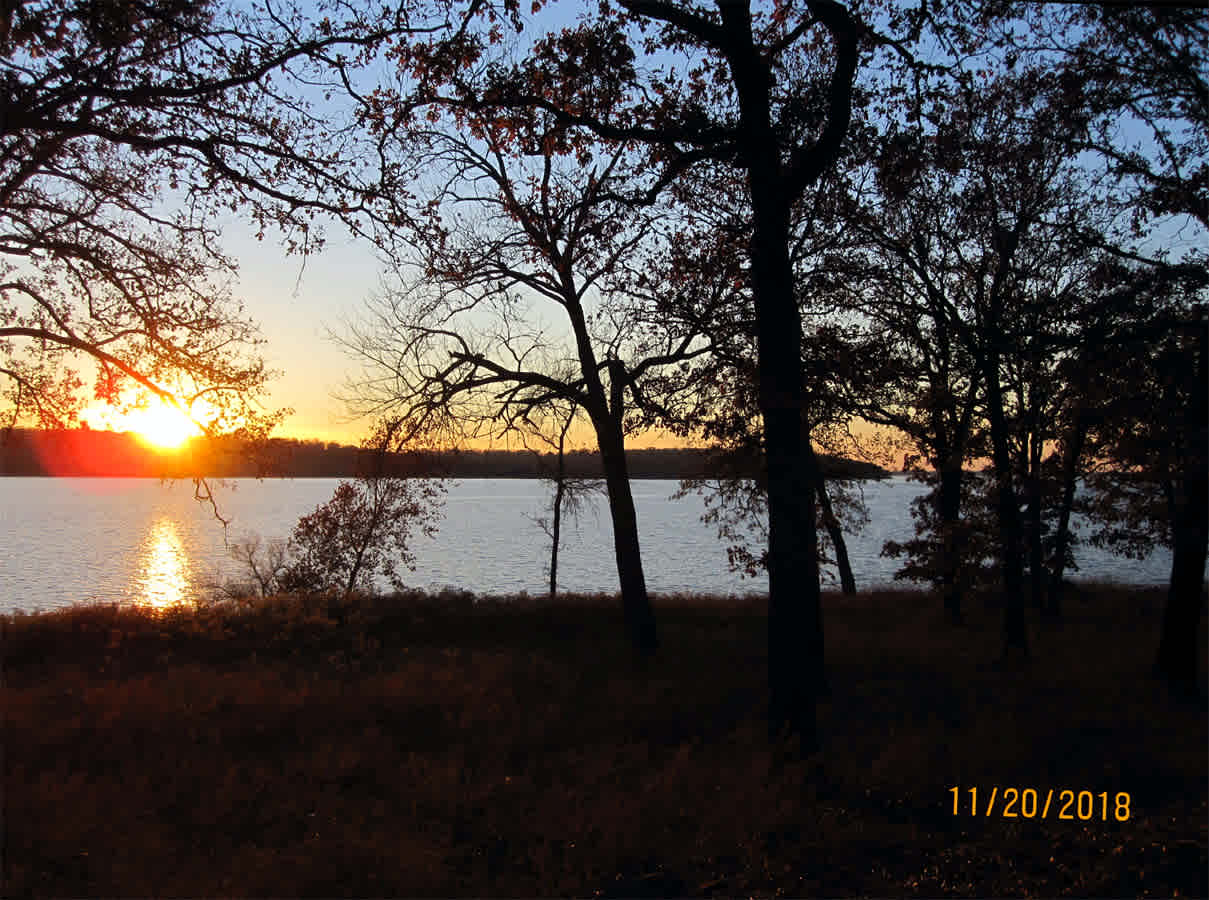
137;518;190;608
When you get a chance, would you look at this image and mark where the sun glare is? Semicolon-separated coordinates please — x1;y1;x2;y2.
127;401;201;450
80;392;218;450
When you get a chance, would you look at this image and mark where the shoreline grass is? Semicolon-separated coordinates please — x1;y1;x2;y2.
4;586;1205;897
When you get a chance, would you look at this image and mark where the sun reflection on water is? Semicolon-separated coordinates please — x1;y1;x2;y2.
138;518;190;607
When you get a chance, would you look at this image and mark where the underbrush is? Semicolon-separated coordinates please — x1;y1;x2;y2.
3;586;1205;897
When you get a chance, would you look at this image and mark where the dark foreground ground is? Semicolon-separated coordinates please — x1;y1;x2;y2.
3;585;1206;897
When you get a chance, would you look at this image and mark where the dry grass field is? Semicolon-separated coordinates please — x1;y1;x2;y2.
3;584;1205;897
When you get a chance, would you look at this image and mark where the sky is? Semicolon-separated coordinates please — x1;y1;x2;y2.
209;216;699;450
222;217;380;444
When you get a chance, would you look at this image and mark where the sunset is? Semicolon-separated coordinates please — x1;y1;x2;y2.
2;0;1205;896
84;396;205;451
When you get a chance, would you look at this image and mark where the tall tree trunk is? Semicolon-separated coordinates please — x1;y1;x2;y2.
937;463;965;624
1027;428;1045;613
549;474;564;598
715;0;857;754
749;189;823;753
735;106;823;746
817;475;855;595
1047;410;1088;619
985;358;1028;656
1157;509;1208;693
594;417;658;656
1155;324;1207;693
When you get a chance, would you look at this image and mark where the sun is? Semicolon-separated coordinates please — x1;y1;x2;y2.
125;400;202;450
81;391;216;450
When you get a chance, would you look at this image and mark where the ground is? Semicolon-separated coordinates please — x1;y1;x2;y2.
3;585;1205;897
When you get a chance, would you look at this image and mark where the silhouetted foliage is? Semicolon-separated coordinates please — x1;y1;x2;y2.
221;421;445;601
0;0;413;435
340;91;739;656
282;476;442;597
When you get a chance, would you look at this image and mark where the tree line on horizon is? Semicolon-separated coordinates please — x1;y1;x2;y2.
2;0;1204;752
0;427;887;480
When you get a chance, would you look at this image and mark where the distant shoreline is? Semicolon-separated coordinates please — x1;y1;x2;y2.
1;428;889;481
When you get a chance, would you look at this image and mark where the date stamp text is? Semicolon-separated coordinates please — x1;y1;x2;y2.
949;786;1132;821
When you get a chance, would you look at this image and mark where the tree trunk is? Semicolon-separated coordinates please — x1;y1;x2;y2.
343;494;381;599
595;417;658;656
1027;429;1045;613
549;475;564;598
749;180;822;754
985;358;1028;656
817;475;855;595
715;0;857;754
1155;324;1207;693
1157;511;1208;693
937;464;965;624
1047;410;1088;619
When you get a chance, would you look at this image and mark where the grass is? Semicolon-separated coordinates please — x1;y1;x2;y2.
3;584;1206;897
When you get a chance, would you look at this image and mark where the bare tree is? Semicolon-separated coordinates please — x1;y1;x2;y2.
341;123;714;655
521;401;605;598
226;534;292;600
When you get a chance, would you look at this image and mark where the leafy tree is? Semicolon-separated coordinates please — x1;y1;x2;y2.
1076;275;1208;693
842;63;1158;652
633;158;870;598
284;476;440;597
832;128;990;623
286;419;444;597
229;420;445;601
373;0;878;750
990;4;1207;231
1;0;415;452
989;3;1207;684
881;467;1000;595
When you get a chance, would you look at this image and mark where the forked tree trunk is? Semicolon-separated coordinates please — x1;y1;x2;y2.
817;475;855;595
1047;410;1088;619
715;0;856;755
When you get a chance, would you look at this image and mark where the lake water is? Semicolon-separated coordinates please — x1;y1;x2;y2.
0;475;1174;614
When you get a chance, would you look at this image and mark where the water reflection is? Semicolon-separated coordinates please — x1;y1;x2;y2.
138;518;190;607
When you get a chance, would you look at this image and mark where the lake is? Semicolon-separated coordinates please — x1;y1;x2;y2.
0;475;1174;614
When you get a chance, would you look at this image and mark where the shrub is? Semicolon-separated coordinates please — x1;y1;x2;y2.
282;475;442;596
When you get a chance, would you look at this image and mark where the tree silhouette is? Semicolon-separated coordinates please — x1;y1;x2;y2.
1075;273;1208;694
341;124;715;655
522;401;605;599
0;0;421;445
228;419;445;603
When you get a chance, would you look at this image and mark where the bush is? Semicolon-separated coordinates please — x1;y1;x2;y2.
225;475;443;601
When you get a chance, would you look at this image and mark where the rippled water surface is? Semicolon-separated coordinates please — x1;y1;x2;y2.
0;476;1174;613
